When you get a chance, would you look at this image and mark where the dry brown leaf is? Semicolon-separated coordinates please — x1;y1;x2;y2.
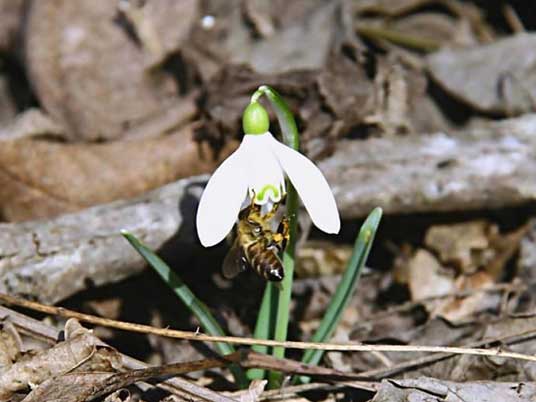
0;321;121;400
25;0;196;141
432;271;497;322
317;51;375;132
21;372;116;402
412;221;517;321
405;247;501;321
22;347;237;402
0;126;236;221
407;249;455;302
188;0;338;77
372;377;536;401
425;220;525;280
425;221;494;274
0;323;21;370
427;33;536;114
0;109;66;141
295;241;353;278
118;0;198;68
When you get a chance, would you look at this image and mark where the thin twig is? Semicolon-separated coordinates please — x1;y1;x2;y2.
354;324;536;380
2;293;536;364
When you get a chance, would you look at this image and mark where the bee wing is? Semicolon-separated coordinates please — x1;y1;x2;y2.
222;241;249;279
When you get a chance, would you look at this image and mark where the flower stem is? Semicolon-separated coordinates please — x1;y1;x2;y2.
253;85;299;150
250;85;300;387
268;183;298;386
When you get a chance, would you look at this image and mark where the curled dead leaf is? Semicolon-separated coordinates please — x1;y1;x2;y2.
0;322;121;400
432;271;497;322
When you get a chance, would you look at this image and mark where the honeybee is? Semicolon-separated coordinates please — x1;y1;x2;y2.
223;200;289;282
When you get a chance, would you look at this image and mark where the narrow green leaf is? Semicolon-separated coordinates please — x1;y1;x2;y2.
298;207;382;382
121;231;247;386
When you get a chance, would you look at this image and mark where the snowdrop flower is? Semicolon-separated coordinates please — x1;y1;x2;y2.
196;102;340;247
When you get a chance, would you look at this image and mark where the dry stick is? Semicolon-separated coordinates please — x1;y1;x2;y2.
90;354;242;401
2;293;536;365
237;350;373;382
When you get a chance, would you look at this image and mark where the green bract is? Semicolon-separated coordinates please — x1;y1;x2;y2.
242;102;269;134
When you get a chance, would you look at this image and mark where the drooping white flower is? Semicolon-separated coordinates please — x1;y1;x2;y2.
196;102;340;247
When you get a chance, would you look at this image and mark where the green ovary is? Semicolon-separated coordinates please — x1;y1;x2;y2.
243;102;270;135
256;184;280;202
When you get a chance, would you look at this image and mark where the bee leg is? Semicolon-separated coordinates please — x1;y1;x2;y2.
273;216;289;251
279;216;290;241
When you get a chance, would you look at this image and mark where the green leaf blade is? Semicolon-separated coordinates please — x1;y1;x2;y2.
120;231;247;386
299;207;382;379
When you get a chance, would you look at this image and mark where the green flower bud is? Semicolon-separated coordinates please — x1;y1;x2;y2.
242;102;269;135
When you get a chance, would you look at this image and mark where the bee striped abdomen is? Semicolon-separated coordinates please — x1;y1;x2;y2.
247;242;284;282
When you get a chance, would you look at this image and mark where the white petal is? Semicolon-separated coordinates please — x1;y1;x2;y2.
241;133;286;205
270;140;340;234
196;149;248;247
